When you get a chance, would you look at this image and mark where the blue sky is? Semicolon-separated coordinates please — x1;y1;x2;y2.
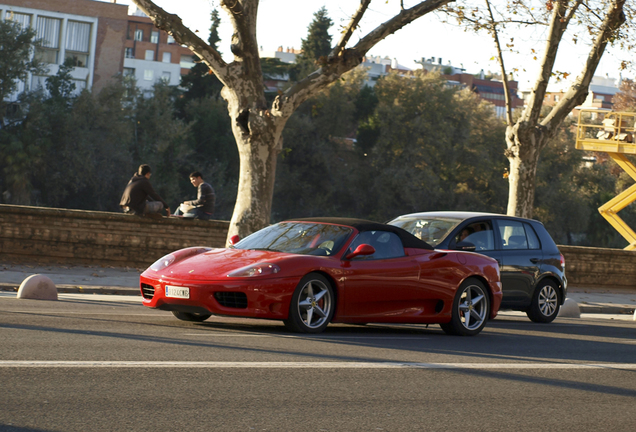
115;0;632;91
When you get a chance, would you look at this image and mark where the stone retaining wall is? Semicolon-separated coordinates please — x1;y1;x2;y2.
1;205;635;288
0;205;229;268
558;245;636;289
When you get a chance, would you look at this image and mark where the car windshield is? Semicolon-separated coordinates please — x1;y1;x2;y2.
388;216;462;247
234;222;353;256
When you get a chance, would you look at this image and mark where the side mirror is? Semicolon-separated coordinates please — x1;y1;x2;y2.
229;235;241;246
345;244;375;260
454;241;476;252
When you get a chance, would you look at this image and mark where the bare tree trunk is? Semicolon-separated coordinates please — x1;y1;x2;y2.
505;123;546;217
223;86;289;238
502;0;626;218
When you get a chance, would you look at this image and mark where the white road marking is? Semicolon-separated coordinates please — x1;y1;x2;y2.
1;361;635;369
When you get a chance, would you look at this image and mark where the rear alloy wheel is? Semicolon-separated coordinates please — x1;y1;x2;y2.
440;278;490;336
172;311;212;322
284;273;334;334
526;280;560;323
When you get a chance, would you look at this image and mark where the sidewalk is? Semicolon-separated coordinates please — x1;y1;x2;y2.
0;261;141;295
1;261;635;315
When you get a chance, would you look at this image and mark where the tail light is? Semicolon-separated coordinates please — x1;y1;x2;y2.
560;253;565;270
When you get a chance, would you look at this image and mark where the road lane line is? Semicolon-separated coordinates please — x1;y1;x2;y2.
1;361;636;369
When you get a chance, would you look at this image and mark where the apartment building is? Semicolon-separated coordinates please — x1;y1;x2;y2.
1;0;197;100
123;9;195;93
1;0;128;98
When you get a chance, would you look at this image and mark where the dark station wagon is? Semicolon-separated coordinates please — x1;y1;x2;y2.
389;211;567;323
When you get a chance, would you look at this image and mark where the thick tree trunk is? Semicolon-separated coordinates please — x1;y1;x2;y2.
222;85;289;241
505;123;547;218
229;130;280;240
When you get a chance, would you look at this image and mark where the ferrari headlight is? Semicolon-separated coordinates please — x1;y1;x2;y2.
149;254;176;271
227;263;280;277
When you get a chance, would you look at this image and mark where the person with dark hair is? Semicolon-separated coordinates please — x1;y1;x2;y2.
119;164;170;217
174;171;215;220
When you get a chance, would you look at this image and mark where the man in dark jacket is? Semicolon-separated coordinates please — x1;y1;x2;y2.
174;171;215;220
119;164;170;216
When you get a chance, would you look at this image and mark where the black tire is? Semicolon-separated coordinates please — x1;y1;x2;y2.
440;278;490;336
283;273;335;334
172;311;212;322
526;280;561;323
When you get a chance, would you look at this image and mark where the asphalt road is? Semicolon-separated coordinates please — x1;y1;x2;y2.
1;296;636;432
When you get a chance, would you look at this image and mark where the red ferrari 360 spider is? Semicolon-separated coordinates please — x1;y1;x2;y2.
140;218;502;336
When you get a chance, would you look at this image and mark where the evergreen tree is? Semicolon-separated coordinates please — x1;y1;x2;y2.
178;8;223;104
208;8;221;50
0;19;43;123
292;7;333;81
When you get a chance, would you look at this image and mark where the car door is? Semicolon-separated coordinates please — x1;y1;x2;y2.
342;230;422;318
494;219;543;306
448;219;503;267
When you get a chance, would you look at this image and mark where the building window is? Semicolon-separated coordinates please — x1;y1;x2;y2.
554;95;560;102
180;55;195;68
123;68;135;77
161;71;171;82
125;47;134;59
71;79;87;94
5;11;31;28
135;29;143;41
167;35;175;44
144;69;154;81
145;50;154;61
34;16;61;64
65;21;91;67
162;52;171;63
151;31;159;44
31;75;48;90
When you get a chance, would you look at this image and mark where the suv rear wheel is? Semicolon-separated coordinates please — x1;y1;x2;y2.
526;280;560;323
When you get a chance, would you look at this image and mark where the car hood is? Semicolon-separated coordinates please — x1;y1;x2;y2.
147;248;296;281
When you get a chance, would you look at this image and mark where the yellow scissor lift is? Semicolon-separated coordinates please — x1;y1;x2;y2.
576;109;636;249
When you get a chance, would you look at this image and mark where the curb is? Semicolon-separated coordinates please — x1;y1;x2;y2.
0;283;139;296
578;304;635;315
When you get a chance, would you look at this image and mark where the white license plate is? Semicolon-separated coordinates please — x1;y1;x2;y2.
165;285;190;299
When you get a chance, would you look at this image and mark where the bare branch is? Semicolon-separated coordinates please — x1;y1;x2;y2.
351;0;454;56
274;0;453;117
563;0;585;26
523;0;571;126
131;0;229;83
329;0;371;59
485;0;513;126
542;0;627;131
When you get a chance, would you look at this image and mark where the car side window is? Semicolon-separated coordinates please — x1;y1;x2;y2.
498;220;528;250
454;221;495;251
347;231;405;260
524;223;541;249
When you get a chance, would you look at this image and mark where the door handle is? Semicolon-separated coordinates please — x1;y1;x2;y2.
530;258;540;264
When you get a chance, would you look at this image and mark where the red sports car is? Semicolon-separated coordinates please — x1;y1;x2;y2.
140;218;502;336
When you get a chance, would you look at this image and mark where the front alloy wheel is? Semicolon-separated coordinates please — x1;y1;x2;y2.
284;273;334;333
526;280;560;323
441;278;490;336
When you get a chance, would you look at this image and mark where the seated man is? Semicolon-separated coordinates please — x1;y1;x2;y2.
119;164;170;217
174;171;215;220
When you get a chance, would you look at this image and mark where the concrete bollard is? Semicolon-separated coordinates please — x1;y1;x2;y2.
17;274;58;300
558;298;581;318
